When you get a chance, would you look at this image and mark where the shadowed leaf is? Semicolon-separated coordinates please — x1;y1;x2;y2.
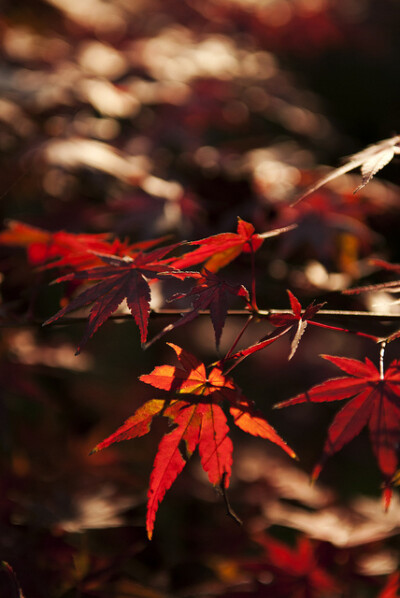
43;245;188;350
146;270;250;349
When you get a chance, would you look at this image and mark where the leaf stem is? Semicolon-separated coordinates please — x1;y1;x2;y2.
224;315;254;362
220;472;242;526
249;244;258;312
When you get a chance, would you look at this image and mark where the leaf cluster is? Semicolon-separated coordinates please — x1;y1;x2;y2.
2;142;400;541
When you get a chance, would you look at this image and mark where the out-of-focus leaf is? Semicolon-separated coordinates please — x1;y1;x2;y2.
294;135;400;204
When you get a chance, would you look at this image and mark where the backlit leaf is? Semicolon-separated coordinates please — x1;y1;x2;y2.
275;354;400;501
95;344;295;538
43;245;187;351
294;135;400;205
170;218;294;272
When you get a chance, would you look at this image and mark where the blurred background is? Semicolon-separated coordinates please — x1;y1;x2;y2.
0;0;400;596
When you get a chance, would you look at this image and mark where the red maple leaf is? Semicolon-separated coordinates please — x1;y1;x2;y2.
146;269;250;349
223;290;370;367
40;236;171;273
0;219;169;272
267;290;377;359
169;217;294;272
271;190;376;271
379;572;400;598
268;290;326;359
0;220;111;267
92;343;296;539
275;354;400;501
43;245;191;351
240;534;339;598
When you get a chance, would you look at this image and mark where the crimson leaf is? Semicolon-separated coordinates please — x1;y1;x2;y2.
275;354;400;503
43;245;188;351
146;269;250;349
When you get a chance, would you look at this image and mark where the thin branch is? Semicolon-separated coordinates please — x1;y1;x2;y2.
1;307;400;328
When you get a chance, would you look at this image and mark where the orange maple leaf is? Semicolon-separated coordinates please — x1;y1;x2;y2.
93;343;295;539
169;217;294;272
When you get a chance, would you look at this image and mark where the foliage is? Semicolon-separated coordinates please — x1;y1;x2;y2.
276;354;400;506
0;0;400;596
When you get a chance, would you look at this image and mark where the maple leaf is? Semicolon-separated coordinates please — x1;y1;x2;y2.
40;236;172;273
267;290;377;358
224;291;373;366
268;290;326;359
169;217;295;272
0;220;112;267
294;135;400;205
93;343;295;539
139;345;296;462
275;354;400;500
379;572;400;598
145;269;250;349
272;190;376;270
240;534;339;598
344;259;400;296
0;219;170;272
43;245;190;351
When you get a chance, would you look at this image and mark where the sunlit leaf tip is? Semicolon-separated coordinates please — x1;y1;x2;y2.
383;485;393;512
311;464;322;484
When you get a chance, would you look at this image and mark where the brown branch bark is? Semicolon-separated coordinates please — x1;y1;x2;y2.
1;308;400;328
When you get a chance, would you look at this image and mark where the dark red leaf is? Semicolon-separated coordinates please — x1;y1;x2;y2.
239;534;339;598
146;270;250;349
43;244;188;351
275;354;400;499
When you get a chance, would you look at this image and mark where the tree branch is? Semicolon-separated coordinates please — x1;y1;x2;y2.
1;307;400;328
